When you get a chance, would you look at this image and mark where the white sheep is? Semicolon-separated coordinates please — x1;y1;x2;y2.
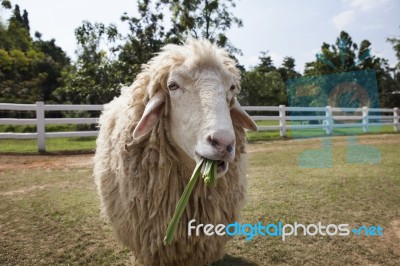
94;38;257;266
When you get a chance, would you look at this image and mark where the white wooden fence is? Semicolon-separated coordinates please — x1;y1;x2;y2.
0;102;399;152
0;102;103;151
243;105;399;137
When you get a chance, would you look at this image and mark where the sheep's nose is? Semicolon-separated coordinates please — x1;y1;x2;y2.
207;132;235;154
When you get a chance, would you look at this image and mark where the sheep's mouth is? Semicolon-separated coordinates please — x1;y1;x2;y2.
202;158;228;176
215;160;228;174
195;152;228;176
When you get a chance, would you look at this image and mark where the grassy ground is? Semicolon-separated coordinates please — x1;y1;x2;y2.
0;124;97;153
246;121;397;142
224;134;400;265
0;134;399;265
0;120;397;153
0;137;97;153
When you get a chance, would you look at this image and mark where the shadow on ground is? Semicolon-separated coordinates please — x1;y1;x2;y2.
211;254;257;266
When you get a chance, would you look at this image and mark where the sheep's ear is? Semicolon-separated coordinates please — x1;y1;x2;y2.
133;91;165;139
230;99;258;132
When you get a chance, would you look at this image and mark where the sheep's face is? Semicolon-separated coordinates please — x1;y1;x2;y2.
133;63;257;177
167;66;240;176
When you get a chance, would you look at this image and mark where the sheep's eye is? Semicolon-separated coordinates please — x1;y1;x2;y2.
230;85;236;91
168;82;180;91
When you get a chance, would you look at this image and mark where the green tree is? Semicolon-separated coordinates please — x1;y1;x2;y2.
239;52;286;106
240;70;285;106
305;31;362;75
386;29;400;107
278;56;301;81
118;0;166;81
4;4;31;51
22;9;29;32
304;31;397;107
61;0;243;104
0;2;70;103
34;38;71;102
387;30;400;70
255;51;276;73
58;21;121;104
60;0;171;104
1;0;11;9
165;0;242;53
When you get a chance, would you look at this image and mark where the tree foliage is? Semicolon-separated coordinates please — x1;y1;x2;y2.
56;22;122;104
304;31;380;75
387;31;400;70
386;30;400;106
0;2;70;103
239;69;285;106
166;0;242;53
60;0;243;104
1;1;399;110
1;0;12;9
303;31;399;108
59;1;168;104
239;51;297;106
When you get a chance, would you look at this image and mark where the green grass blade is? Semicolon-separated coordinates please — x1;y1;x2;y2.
202;159;217;185
163;158;205;245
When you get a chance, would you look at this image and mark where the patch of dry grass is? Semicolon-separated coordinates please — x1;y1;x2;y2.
0;134;399;265
0;168;131;265
223;134;400;265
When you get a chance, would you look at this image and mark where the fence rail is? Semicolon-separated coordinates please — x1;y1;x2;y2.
0;102;103;151
0;102;399;152
242;105;399;137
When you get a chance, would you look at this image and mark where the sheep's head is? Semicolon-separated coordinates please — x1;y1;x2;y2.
133;39;257;177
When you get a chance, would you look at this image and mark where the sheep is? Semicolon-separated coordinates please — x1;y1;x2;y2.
94;38;257;266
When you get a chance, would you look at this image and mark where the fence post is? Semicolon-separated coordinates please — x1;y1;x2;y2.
279;105;286;137
36;101;46;152
325;106;333;135
394;107;399;132
362;106;369;133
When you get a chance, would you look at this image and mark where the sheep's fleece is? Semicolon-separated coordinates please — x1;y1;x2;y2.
94;38;253;266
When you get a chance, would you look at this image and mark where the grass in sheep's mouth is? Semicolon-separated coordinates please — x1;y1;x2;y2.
163;158;217;245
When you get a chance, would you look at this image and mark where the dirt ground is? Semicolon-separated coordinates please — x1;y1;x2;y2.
0;154;93;172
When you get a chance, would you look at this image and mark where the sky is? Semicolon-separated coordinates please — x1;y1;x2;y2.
2;0;399;73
